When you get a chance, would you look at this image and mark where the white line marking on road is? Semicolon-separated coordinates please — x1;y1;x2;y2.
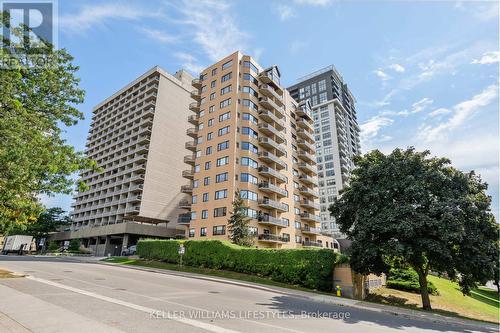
26;275;240;333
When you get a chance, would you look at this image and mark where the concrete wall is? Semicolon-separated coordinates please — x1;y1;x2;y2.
333;263;386;299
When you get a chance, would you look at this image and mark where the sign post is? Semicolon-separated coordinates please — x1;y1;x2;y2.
178;245;185;267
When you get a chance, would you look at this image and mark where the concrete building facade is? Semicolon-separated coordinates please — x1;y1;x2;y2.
51;67;194;256
180;51;334;249
288;66;360;238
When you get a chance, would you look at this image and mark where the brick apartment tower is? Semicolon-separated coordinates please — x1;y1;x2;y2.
180;51;334;249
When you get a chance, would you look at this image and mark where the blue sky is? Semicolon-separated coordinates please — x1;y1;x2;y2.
43;0;500;219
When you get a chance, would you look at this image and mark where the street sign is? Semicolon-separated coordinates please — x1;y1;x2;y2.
178;245;185;254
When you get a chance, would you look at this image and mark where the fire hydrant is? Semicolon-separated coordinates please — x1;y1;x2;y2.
335;285;342;297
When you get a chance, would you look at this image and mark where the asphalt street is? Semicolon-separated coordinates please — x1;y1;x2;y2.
0;256;496;333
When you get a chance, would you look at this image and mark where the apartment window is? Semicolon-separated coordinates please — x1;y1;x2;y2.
321;111;328;118
208;118;214;127
192;195;198;204
205;161;211;170
209;105;215;113
282;233;290;242
211;68;217;76
189;228;195;238
200;97;206;105
243;60;259;74
241;157;258;168
323;139;332;146
326;170;335;177
242;113;258;124
191;211;197;220
200;227;207;236
217;141;229;151
248;227;257;236
311;83;317;94
220;85;232;95
295;235;302;243
216;156;229;166
241;141;258;154
242;126;258;139
219;112;231;122
216;172;228;183
210;92;216;100
201;85;207;93
319;92;327;103
193;180;199;188
295;221;301;229
218;126;230;136
206;146;212;155
221;72;232;82
242;99;258;110
322;132;331;139
201;210;208;219
222;60;233;70
204;176;210;186
207;132;213;140
198;123;204;131
240;172;258;184
220;98;231;108
243;73;258;85
240;190;258;201
213;225;226;235
242;86;258;97
243;208;258;219
311;95;318;106
196;136;203;144
210;80;216;88
200;73;207;81
318;79;326;92
324;154;334;161
202;193;209;202
215;189;228;200
194;164;200;173
213;207;227;218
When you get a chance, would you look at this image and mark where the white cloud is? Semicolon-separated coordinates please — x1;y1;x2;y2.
473;2;499;21
293;0;333;6
381;97;433;117
275;4;297;21
418;84;498;142
373;69;391;81
60;3;159;33
138;27;178;44
360;116;394;144
472;51;500;65
428;107;452;118
388;63;405;72
176;0;248;62
174;52;205;74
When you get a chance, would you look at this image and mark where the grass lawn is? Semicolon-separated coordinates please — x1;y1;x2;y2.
368;275;499;323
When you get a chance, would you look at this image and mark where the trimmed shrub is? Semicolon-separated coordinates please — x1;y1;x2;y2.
137;239;339;291
387;268;438;295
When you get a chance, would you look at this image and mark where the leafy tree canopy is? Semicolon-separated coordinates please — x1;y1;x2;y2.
0;12;96;233
8;207;70;242
330;148;498;309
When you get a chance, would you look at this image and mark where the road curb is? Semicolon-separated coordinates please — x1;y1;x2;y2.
96;260;497;331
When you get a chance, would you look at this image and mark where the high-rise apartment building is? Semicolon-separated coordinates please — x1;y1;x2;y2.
288;66;360;238
180;51;334;249
51;67;194;256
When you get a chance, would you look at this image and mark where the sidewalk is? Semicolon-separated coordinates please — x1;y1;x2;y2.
97;259;498;331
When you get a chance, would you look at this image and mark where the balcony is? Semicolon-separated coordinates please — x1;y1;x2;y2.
297;139;315;152
258;137;286;157
300;199;319;210
258;182;287;197
298;150;315;163
188;114;199;125
258;84;283;106
178;199;191;209
301;226;321;235
258;198;288;212
185;141;197;151
299;186;319;198
190;89;201;101
296;103;312;120
296;128;314;142
128;195;142;203
258;151;286;170
257;123;285;143
184;154;196;165
258;166;287;183
258;72;283;93
297;162;317;175
182;170;194;179
181;185;193;193
300;212;321;223
177;213;191;224
258;97;284;117
186;128;198;138
258;233;287;243
191;78;202;88
258;215;288;228
258;109;285;130
302;240;323;248
299;174;318;186
297;118;313;130
189;102;200;112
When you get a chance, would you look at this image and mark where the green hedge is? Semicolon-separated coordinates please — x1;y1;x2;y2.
137;239;339;291
387;268;438;295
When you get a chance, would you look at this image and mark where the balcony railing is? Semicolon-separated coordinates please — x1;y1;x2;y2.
302;240;323;247
301;226;321;235
258;166;287;183
180;185;193;193
258;123;285;143
297;162;317;175
299;186;319;198
185;141;197;151
191;78;202;88
182;170;194;179
258;151;286;170
258;182;287;197
300;212;321;223
258;215;289;228
298;150;315;163
296;128;314;142
186;128;198;138
300;199;320;210
299;174;318;186
177;214;191;224
189;102;200;112
258;233;288;243
258;109;285;130
258;84;283;106
188;114;199;125
190;89;201;101
258;198;288;212
258;137;286;157
258;97;284;117
178;200;191;209
184;154;196;165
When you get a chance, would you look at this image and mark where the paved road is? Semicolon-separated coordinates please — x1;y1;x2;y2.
0;256;495;333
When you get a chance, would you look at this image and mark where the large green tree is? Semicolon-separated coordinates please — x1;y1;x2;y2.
0;13;96;233
330;148;498;310
228;191;254;246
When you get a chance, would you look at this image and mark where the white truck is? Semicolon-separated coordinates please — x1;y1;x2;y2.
1;235;34;255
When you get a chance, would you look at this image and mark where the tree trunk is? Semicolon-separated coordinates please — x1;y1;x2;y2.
416;268;432;310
